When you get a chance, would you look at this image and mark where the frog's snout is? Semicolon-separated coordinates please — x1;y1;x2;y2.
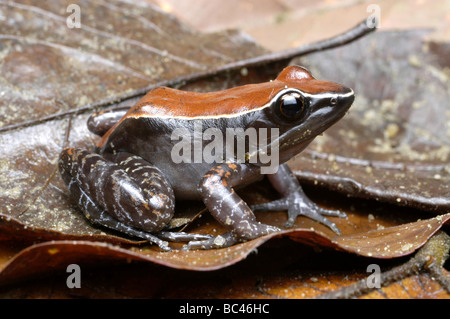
337;88;355;111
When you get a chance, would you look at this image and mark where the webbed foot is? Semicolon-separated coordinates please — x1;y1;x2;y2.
254;164;347;235
251;190;346;235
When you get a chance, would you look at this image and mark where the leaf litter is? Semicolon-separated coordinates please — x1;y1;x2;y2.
0;1;448;288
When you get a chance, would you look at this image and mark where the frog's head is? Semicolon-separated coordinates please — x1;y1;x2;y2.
259;66;354;165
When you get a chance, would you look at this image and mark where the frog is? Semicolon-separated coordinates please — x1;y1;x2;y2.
59;65;355;251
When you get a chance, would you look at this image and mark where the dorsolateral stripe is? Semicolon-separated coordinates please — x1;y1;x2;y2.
127;88;354;121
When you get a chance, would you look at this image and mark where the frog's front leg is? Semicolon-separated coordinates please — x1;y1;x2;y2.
59;148;210;251
185;163;280;250
251;164;346;235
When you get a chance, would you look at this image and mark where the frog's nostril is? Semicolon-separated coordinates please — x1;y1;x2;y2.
330;97;338;105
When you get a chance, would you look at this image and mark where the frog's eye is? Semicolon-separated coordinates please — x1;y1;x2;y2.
275;92;306;121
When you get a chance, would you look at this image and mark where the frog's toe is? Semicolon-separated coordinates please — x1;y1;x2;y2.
285;204;344;235
158;231;213;242
250;198;289;212
317;207;347;218
182;232;238;250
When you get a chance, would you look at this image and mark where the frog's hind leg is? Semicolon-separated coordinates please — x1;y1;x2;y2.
62;174;172;251
59;148;186;250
